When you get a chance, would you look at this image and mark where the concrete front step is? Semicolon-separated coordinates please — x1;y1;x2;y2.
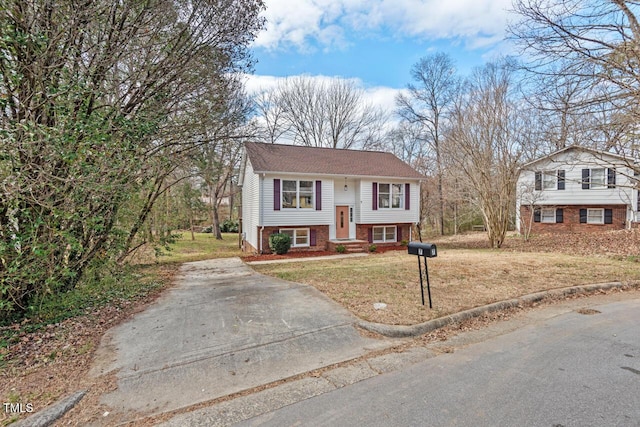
328;240;368;253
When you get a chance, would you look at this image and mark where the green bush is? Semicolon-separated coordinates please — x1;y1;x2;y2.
368;244;377;252
336;244;346;253
220;219;239;233
400;239;408;246
269;233;291;255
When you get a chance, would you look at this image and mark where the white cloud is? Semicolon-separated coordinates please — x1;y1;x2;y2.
244;73;404;124
255;0;513;52
363;86;404;114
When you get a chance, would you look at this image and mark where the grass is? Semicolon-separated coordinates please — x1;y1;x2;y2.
131;232;242;264
253;249;640;325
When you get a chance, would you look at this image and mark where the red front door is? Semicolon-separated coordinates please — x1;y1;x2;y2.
336;206;349;239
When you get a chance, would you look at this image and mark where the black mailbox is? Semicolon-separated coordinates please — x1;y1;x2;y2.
407;242;437;258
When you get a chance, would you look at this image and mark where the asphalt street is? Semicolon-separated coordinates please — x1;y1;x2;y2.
237;297;640;427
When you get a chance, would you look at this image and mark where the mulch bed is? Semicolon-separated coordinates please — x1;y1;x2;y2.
242;245;405;262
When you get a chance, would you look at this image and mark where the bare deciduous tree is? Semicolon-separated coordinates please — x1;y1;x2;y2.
396;53;460;235
254;76;387;149
448;60;528;248
510;0;640;154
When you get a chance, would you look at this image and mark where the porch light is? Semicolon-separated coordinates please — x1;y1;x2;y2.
344;177;348;191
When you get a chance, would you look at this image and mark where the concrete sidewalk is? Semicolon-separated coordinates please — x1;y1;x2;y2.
245;252;368;265
89;258;393;422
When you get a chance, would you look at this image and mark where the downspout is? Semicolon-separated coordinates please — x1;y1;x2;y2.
259;226;265;254
259;173;265;254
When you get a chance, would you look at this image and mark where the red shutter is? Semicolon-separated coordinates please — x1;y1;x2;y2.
372;182;378;210
315;180;322;210
397;226;402;242
405;183;410;210
310;229;317;246
274;179;280;211
367;228;373;243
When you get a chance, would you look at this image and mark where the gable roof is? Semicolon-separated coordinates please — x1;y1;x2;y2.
244;142;424;179
521;145;635;169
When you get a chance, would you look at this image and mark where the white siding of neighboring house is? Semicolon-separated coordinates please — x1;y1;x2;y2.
359;179;420;224
261;174;334;227
516;149;637;232
241;158;261;250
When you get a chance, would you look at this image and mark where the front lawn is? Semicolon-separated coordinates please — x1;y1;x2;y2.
253;246;640;325
128;232;243;264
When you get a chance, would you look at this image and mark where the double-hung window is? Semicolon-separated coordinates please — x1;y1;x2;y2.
542;172;556;190
282;180;314;209
587;208;604;224
590;169;606;189
541;208;556;223
535;170;565;190
372;226;396;243
279;228;309;247
582;168;615;189
378;183;404;209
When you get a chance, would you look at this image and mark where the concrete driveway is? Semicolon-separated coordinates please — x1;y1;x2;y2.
89;258;392;421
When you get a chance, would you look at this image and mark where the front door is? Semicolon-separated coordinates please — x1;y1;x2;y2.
336;206;349;239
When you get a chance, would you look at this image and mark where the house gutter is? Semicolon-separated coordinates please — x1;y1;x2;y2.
259;173;265;254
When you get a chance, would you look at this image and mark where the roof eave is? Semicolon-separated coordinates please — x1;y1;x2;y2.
251;170;424;180
520;145;636;169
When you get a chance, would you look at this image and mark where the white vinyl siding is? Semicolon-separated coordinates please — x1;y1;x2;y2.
262;175;333;227
517;151;635;207
360;180;420;224
241;158;261;250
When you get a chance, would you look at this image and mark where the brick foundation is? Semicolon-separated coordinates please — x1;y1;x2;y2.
258;225;330;254
243;239;259;254
520;205;627;234
355;223;412;246
248;223;414;254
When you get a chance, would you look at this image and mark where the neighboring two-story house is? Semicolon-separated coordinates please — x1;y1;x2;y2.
239;142;423;254
516;146;639;233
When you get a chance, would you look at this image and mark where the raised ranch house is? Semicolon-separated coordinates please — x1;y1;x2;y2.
516;146;639;233
239;142;424;254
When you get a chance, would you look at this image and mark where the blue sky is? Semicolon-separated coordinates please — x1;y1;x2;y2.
246;0;516;108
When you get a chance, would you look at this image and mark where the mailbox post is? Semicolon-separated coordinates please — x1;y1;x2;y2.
407;242;437;308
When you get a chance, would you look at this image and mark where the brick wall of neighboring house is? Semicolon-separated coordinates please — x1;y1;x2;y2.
520;205;627;234
355;223;412;245
259;225;330;254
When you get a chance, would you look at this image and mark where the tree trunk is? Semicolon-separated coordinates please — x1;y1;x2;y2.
209;184;223;240
189;208;195;241
212;202;222;240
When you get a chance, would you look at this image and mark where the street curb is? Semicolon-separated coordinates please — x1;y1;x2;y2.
358;282;637;338
12;390;87;427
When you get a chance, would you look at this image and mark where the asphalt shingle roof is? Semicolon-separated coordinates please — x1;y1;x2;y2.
244;142;424;179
